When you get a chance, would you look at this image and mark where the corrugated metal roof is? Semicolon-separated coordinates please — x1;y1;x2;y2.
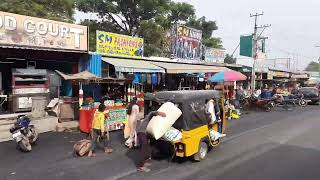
102;57;165;73
151;61;229;74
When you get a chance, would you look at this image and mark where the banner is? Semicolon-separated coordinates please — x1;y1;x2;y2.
0;11;88;51
172;25;202;60
96;31;144;58
204;47;225;63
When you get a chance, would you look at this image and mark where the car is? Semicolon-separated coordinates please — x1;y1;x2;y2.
298;87;320;105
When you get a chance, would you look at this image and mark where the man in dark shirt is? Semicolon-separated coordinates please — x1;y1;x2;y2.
137;111;166;172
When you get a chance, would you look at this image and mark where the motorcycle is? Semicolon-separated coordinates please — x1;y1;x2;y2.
240;95;274;112
9;115;38;152
270;95;296;111
289;94;307;107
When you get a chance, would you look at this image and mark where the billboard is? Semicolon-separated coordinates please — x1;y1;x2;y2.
240;35;253;57
96;31;144;58
204;47;225;63
0;11;88;51
172;25;202;60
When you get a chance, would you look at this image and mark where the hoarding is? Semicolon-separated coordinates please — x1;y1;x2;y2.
96;31;144;58
172;25;202;60
204;47;225;63
240;35;253;57
0;11;88;51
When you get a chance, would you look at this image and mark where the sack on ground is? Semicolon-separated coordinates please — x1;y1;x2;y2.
162;127;182;142
147;102;182;140
73;139;92;157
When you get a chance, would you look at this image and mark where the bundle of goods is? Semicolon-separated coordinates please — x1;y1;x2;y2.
73;139;92;157
162;127;182;142
147;102;182;140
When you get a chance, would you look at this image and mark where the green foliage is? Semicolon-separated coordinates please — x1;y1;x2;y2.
186;16;222;48
203;37;223;49
224;54;237;64
0;0;75;22
76;0;222;56
305;61;320;72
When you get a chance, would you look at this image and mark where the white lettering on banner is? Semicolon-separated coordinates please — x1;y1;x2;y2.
0;11;88;51
69;28;84;48
24;19;35;33
49;23;59;36
5;16;16;30
37;21;47;35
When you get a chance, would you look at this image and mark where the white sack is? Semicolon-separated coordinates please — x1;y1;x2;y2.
147;102;182;140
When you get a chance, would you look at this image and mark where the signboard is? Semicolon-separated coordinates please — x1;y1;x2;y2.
240;35;253;57
0;11;88;51
204;47;225;63
172;25;202;60
96;31;144;58
273;71;290;78
105;108;127;131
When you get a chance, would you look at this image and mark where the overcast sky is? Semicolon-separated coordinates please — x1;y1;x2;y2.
75;0;320;70
176;0;320;69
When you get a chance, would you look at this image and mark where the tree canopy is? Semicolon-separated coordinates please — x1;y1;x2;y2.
0;0;75;22
224;54;237;64
305;61;320;72
76;0;222;55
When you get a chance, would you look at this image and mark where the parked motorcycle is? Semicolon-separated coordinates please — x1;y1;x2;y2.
9;115;38;152
289;94;307;107
240;95;274;112
270;95;296;111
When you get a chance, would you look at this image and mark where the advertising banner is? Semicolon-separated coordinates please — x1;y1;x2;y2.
172;25;202;60
0;11;88;51
204;47;225;63
96;31;144;58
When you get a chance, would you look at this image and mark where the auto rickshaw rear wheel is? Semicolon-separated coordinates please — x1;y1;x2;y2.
193;142;208;161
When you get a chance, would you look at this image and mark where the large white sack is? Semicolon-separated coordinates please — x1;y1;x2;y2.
146;102;182;140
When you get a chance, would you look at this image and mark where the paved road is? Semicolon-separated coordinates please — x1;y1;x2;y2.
0;106;319;180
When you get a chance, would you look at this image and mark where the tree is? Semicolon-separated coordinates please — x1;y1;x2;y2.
76;0;171;36
224;54;237;64
305;61;320;72
76;0;196;55
0;0;75;22
203;37;223;49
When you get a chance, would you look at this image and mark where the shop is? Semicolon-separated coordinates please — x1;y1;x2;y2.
149;61;228;90
0;11;88;114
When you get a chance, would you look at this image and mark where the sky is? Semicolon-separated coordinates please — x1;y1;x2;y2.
75;0;320;70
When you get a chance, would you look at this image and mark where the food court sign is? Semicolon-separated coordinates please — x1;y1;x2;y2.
0;11;88;51
96;30;144;58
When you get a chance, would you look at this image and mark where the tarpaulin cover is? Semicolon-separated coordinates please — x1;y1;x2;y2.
155;90;222;131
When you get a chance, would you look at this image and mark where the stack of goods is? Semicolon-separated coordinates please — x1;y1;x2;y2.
147;102;182;141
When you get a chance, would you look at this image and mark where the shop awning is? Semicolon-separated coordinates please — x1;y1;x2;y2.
151;61;229;74
55;70;98;80
102;58;165;73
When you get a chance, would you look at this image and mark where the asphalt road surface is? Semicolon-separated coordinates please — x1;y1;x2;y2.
0;106;319;180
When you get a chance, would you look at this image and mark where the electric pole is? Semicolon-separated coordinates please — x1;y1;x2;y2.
250;12;271;93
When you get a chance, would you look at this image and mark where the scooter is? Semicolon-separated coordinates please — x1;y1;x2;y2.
9;115;38;152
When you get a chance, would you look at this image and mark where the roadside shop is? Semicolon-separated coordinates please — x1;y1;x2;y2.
0;11;88;114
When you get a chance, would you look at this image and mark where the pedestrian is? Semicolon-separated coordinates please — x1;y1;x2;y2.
125;97;140;148
136;111;166;172
88;104;113;157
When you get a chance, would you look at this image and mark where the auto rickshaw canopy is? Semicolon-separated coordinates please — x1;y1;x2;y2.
155;90;223;131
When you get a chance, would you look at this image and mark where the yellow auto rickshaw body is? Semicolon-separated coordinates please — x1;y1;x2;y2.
154;90;226;159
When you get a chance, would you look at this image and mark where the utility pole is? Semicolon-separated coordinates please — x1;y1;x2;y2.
250;12;271;93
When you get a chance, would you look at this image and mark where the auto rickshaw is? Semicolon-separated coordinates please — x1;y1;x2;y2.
152;90;226;161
